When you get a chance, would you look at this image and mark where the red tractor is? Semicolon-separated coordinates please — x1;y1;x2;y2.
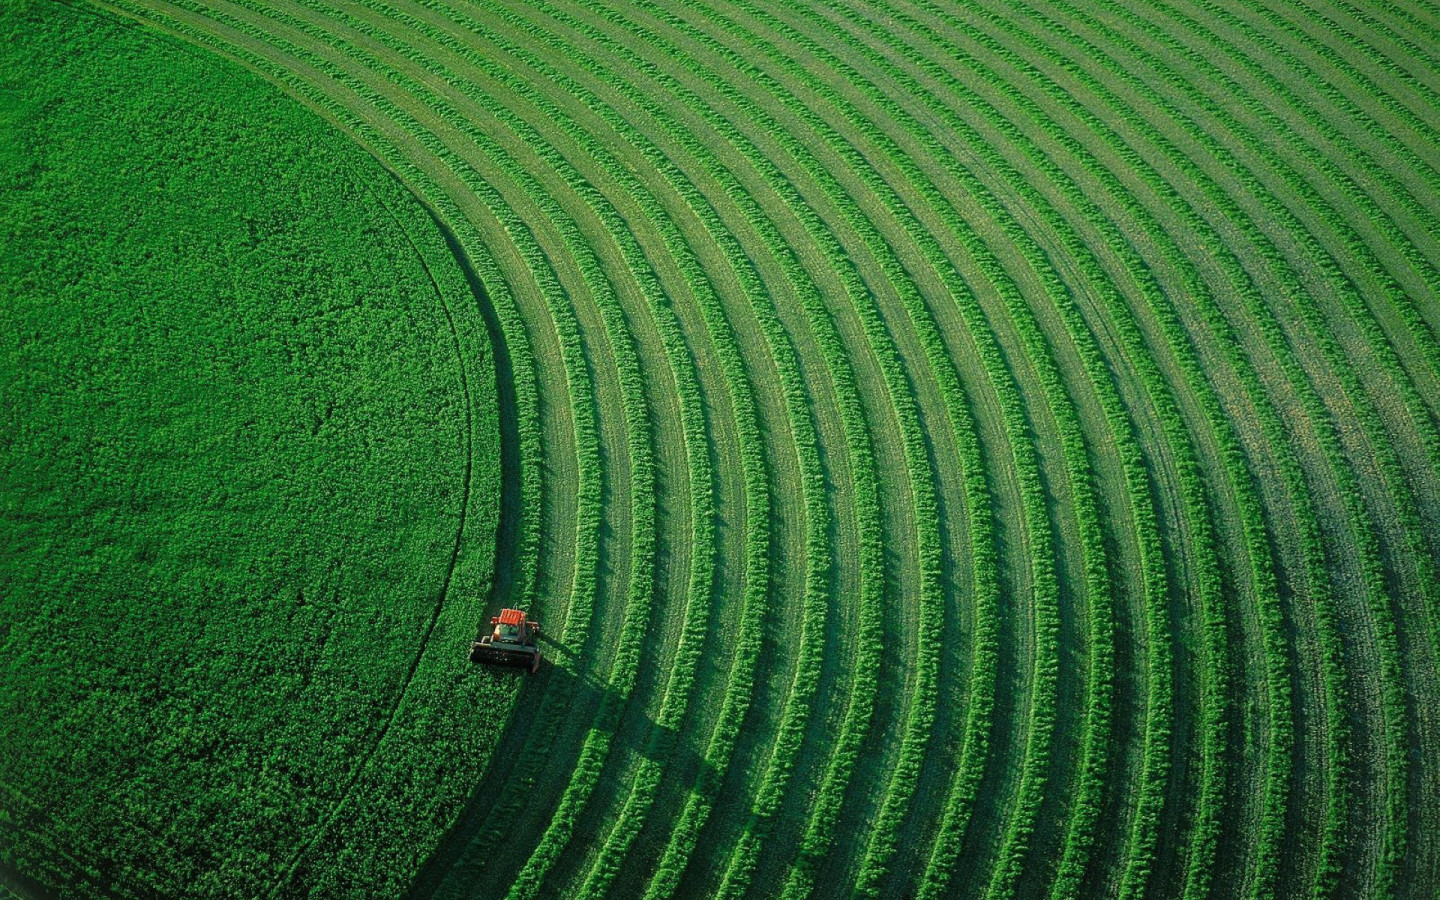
470;608;543;673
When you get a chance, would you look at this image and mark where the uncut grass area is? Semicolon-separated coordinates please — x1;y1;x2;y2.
0;3;505;898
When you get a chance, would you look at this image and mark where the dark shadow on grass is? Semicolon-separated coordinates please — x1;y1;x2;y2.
535;629;577;662
405;641;718;900
412;200;523;621
0;861;58;900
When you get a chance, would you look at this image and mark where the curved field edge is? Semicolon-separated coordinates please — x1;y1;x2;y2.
0;3;507;898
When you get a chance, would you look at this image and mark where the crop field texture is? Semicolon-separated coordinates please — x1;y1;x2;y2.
4;0;1440;896
0;4;505;898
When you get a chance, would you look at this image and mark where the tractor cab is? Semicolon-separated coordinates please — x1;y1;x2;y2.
493;619;525;643
470;608;543;673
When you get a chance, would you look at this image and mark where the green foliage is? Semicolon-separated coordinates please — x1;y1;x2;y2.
0;4;503;898
9;0;1440;898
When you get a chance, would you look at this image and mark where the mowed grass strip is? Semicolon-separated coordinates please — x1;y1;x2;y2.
949;4;1345;893
635;8;1045;899
767;4;1170;895
855;5;1286;897
518;12;967;898
178;6;672;893
251;10;710;896
561;14;979;898
578;7;996;898
670;4;1124;897
329;9;767;895
424;5;871;898
490;7;896;899
973;0;1434;887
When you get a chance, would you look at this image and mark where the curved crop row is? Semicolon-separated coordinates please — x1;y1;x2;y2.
503;12;909;900
853;6;1295;898
1244;0;1440;141
560;12;1079;900
771;21;1149;900
1095;0;1440;537
679;7;1130;900
1006;1;1421;890
224;9;802;898
655;10;1062;900
585;8;1048;900
411;1;887;892
253;1;766;892
574;23;902;900
645;7;1180;898
727;6;1195;897
661;16;1149;898
1116;0;1440;508
942;2;1355;892
1316;0;1440;75
973;0;1415;890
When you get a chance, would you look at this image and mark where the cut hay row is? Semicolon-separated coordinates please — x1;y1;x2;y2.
400;7;875;898
996;1;1434;892
508;10;915;900
569;7;1003;899
849;6;1282;895
669;6;1126;897
743;7;1191;896
939;2;1371;892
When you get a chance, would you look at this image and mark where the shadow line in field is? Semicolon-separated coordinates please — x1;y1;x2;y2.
406;643;717;900
421;204;524;618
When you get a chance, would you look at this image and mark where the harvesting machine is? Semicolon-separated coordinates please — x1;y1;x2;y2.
470;608;543;673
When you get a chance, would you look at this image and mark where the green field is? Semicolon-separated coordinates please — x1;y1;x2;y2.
2;0;1438;897
0;3;504;896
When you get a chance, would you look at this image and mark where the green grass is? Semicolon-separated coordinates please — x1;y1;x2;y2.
6;0;1440;897
0;3;502;898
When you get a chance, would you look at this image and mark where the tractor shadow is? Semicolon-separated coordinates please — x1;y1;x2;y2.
408;639;721;900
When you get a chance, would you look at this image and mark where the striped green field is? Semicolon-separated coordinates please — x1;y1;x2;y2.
6;0;1440;896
